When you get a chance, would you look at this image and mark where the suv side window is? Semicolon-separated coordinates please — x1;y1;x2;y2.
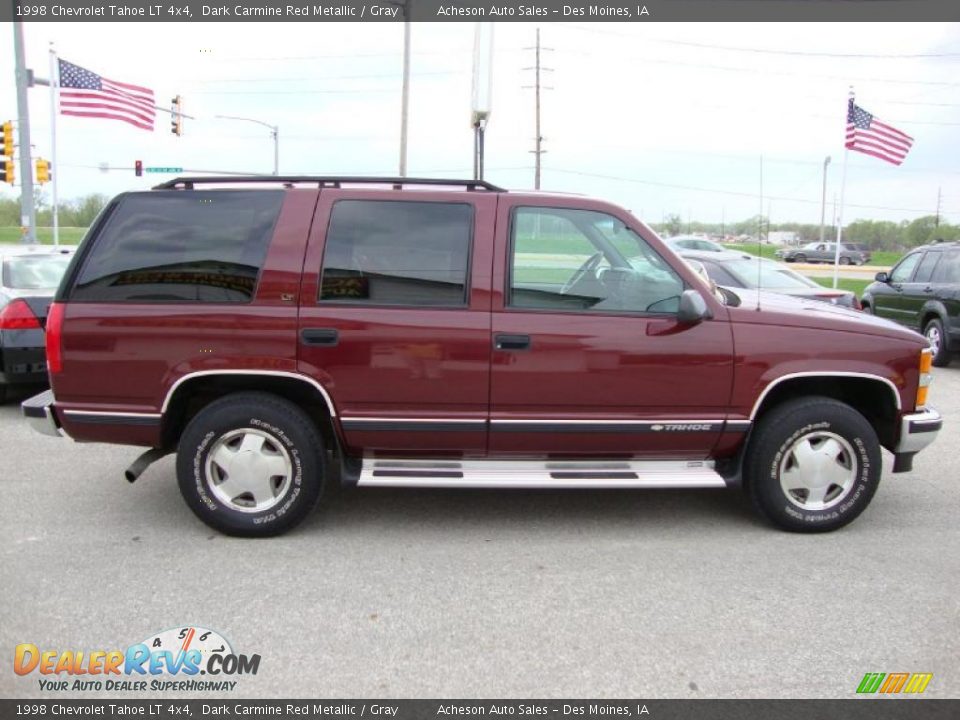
509;206;684;314
933;250;960;283
889;252;922;283
71;191;283;303
913;251;941;284
319;200;472;306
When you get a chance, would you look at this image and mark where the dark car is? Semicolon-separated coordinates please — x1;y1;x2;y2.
861;241;960;366
21;176;940;537
0;247;74;403
679;250;861;309
776;242;867;265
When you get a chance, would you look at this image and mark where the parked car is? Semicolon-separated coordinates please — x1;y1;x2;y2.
861;240;960;366
665;236;729;253
776;242;867;265
0;246;74;403
23;176;941;537
679;250;861;309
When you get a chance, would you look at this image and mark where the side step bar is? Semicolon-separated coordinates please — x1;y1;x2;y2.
357;458;726;489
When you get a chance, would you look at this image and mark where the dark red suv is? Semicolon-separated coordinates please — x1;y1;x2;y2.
22;177;942;536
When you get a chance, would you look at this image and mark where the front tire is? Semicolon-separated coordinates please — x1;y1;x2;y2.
924;318;952;367
745;397;881;533
176;392;325;537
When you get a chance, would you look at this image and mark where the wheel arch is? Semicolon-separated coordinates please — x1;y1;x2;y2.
750;373;900;452
160;371;341;452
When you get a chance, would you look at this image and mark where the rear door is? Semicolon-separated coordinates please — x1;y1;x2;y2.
488;197;734;458
298;190;496;455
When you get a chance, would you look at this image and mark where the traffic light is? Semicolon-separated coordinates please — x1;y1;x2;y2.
135;160;143;177
35;158;50;184
2;121;13;157
1;158;13;184
170;96;182;136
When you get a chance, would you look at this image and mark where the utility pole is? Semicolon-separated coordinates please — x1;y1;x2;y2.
12;21;37;244
399;1;411;177
523;28;552;190
935;186;942;228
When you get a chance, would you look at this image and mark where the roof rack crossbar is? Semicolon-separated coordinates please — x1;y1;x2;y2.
151;176;507;192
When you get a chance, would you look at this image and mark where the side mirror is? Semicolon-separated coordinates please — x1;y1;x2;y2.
875;271;889;283
677;289;713;325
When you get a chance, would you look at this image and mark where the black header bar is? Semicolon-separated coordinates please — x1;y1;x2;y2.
5;0;960;23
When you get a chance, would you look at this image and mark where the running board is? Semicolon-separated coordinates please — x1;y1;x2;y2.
357;458;726;489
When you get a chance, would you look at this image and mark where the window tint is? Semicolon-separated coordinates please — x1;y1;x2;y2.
71;191;283;303
701;260;742;288
509;207;683;313
319;200;472;306
913;251;941;284
890;252;922;283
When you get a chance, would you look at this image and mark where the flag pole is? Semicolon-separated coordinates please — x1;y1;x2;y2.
833;87;853;290
48;44;59;246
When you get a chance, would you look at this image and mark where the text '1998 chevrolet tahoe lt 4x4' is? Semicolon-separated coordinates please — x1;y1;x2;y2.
23;177;943;536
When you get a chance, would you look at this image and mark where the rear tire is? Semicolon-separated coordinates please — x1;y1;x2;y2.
745;397;882;533
176;392;325;537
924;317;952;367
840;256;852;266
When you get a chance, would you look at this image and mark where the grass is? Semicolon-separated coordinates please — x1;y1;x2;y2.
810;277;871;297
0;226;86;245
726;243;781;260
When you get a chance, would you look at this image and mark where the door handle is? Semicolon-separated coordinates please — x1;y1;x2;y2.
924;287;934;293
494;333;531;351
301;328;339;346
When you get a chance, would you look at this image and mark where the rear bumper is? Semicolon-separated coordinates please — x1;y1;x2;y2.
21;389;62;438
895;406;942;455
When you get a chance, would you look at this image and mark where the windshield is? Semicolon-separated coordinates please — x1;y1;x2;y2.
722;258;819;289
2;254;73;290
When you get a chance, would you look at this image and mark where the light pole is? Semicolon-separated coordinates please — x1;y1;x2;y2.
819;155;831;245
215;114;279;175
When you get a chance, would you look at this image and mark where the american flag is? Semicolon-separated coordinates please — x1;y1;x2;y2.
58;59;155;132
845;98;913;166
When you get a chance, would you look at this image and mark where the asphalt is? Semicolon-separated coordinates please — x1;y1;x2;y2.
1;368;958;700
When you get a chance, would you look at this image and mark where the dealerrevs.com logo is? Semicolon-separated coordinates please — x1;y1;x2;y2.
14;626;260;692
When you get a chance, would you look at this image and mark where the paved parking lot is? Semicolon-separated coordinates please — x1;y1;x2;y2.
2;369;958;699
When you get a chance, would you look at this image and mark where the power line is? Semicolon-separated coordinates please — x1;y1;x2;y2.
555;24;960;59
544;167;960;217
555;45;960;89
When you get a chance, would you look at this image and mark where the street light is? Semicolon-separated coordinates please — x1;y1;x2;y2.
819;155;831;245
215;114;279;175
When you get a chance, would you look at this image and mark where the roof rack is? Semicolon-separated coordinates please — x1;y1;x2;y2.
151;176;507;192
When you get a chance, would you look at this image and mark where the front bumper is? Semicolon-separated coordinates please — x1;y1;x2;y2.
895;406;942;455
21;389;62;438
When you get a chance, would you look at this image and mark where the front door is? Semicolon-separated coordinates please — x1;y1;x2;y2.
488;199;735;458
873;250;922;323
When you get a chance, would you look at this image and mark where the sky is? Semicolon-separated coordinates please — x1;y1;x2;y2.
2;20;959;227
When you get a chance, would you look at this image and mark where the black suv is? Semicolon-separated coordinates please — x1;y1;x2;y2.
862;241;960;366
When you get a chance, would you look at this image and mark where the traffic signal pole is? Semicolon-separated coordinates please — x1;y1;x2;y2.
12;21;37;244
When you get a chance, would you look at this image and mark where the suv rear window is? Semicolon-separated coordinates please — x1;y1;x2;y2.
933;250;960;284
319;200;473;306
70;191;283;303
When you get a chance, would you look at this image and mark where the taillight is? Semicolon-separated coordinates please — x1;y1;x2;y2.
0;299;41;329
46;302;65;374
